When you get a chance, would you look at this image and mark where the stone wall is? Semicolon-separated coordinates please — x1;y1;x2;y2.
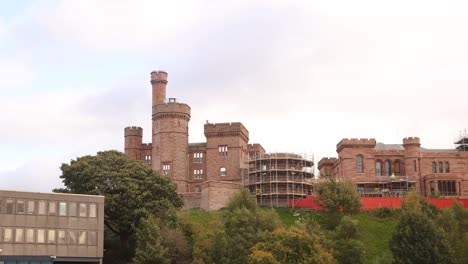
200;181;241;210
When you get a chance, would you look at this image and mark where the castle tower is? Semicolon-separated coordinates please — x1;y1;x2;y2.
403;137;421;178
124;126;143;160
151;70;167;105
151;71;191;193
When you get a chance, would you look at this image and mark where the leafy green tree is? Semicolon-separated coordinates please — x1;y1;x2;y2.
315;177;362;229
390;210;455;264
249;226;334;264
333;216;365;264
55;150;182;257
134;215;170;264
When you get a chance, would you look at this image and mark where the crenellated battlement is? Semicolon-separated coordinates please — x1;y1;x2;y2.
124;126;143;136
403;137;420;146
150;70;168;84
318;157;338;170
337;138;376;152
152;103;191;120
204;122;249;141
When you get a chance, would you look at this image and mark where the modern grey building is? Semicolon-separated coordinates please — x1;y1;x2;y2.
0;190;104;264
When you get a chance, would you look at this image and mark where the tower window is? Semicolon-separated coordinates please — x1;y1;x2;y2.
445;162;449;173
218;145;228;157
432;162;437;173
220;167;227;176
438;162;443;173
145;155;152;164
194;169;204;180
413;160;417;172
163;163;171;175
194;152;204;163
356;155;364;173
375;161;382;176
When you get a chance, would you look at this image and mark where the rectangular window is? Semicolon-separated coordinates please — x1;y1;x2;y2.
89;203;97;218
68;230;77;244
26;228;34;243
3;228;13;242
37;229;45;243
162;163;171;175
79;203;87;217
439;162;443;173
38;201;46;215
88;231;97;246
48;201;56;215
27;200;35;214
78;231;87;245
15;228;24;242
47;229;56;244
0;198;3;213
193;169;204;180
58;230;66;244
218;145;228;157
220;167;227;177
69;202;77;217
59;202;67;216
195;186;201;192
445;162;449;173
194;152;204;163
6;199;14;214
16;200;25;214
145;155;152;164
413;160;417;172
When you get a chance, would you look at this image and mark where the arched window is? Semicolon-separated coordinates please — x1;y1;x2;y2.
375;161;382;176
394;161;401;176
356;155;364;173
432;162;437;173
385;160;391;176
445;162;449;173
220;167;226;176
438;162;443;173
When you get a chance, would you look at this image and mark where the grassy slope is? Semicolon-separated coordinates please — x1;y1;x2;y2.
181;208;398;264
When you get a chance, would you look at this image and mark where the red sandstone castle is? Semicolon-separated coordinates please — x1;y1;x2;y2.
318;137;468;198
124;71;314;210
124;71;468;209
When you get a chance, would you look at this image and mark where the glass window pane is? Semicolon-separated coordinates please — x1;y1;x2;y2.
38;201;46;215
0;198;3;213
58;230;66;244
47;229;56;243
78;231;87;245
48;201;56;215
15;228;24;242
79;203;87;217
17;200;25;214
69;202;77;217
59;202;67;216
4;228;12;242
26;228;34;243
27;200;35;214
6;199;14;214
89;203;97;218
68;230;76;244
88;231;97;246
37;229;45;243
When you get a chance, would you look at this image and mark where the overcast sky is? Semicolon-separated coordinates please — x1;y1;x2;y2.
1;0;468;192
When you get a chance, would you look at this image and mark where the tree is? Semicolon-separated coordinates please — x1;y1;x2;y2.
390;210;454;264
249;227;334;264
333;216;365;264
134;215;170;264
315;176;362;229
55;150;182;257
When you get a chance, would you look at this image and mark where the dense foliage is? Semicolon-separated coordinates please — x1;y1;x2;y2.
55;150;182;259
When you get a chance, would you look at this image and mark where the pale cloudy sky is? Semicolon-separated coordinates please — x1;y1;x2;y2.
1;0;467;192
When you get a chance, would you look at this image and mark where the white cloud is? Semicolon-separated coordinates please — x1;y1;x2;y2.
0;59;36;90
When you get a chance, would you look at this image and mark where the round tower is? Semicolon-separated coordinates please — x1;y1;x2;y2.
151;71;191;193
124;126;143;160
403;137;421;179
151;71;168;106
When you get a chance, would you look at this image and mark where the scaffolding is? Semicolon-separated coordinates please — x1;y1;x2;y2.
242;152;315;207
455;129;468;151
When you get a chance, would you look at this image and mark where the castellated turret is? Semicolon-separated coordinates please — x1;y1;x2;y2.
124;126;143;159
151;71;191;193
